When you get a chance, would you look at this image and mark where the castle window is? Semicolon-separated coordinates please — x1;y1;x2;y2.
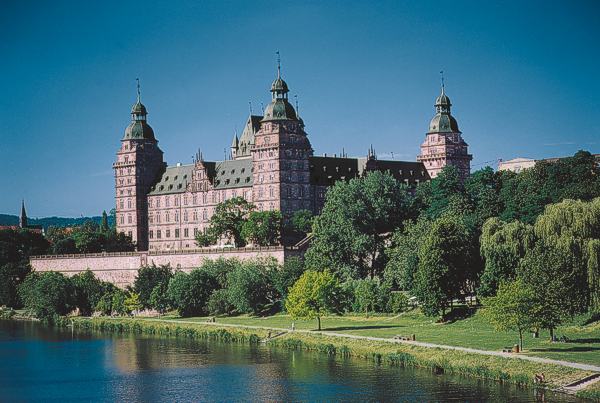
221;170;225;175
124;156;129;163
169;185;173;190
175;229;180;238
128;231;132;238
157;230;162;239
410;170;414;176
149;215;153;224
149;199;153;208
398;169;403;175
203;210;207;220
193;211;198;221
156;214;160;223
127;199;132;209
184;211;188;222
149;230;153;239
269;187;274;197
127;215;132;224
241;168;245;173
174;176;178;180
166;197;170;207
184;196;188;205
156;199;161;207
184;228;189;238
166;230;171;238
119;200;124;209
231;169;235;174
245;177;250;183
165;176;169;181
175;211;179;222
322;166;327;172
235;178;240;184
175;197;179;206
166;212;170;222
194;228;199;236
120;216;124;224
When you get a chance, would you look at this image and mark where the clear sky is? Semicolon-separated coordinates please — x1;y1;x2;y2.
1;0;599;217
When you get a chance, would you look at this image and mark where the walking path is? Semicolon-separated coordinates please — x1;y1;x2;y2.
123;317;600;373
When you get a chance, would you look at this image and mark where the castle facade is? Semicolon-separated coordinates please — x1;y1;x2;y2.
114;66;471;251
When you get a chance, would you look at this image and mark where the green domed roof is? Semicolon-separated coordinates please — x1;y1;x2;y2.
131;100;147;115
435;92;451;107
271;77;289;93
124;121;156;140
429;113;459;133
262;99;298;122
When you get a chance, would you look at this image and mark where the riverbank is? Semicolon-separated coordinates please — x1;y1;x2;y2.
61;316;599;400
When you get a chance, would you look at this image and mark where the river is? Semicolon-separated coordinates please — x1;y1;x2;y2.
0;320;582;402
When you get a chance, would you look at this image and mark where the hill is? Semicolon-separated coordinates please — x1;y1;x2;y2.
0;214;114;230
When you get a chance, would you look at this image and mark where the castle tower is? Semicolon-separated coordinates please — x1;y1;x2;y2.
113;81;165;250
251;57;314;216
19;199;28;228
417;78;472;180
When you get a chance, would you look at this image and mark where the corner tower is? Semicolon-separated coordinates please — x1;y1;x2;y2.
417;78;472;180
251;57;314;216
113;81;165;250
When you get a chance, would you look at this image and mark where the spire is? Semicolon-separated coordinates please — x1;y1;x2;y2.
440;70;445;94
19;199;28;228
276;51;281;78
136;77;141;103
294;94;299;116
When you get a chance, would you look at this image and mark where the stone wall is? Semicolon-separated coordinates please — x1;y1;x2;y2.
30;247;298;288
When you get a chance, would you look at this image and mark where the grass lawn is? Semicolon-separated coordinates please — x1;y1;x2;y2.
154;308;600;366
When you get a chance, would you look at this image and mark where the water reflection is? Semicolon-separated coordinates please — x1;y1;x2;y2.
0;320;582;402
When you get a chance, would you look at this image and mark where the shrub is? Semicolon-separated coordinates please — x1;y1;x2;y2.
18;271;74;322
167;270;218;317
387;292;409;314
207;289;234;316
134;264;173;309
226;259;277;314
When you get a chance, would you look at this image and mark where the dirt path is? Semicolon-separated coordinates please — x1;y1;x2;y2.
126;317;600;373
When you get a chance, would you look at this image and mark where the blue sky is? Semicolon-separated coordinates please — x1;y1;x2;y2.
1;0;599;217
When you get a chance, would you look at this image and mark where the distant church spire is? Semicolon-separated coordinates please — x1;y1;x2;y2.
19;199;28;228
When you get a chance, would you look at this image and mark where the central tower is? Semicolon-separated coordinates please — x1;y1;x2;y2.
251;59;314;216
113;82;165;250
417;79;472;180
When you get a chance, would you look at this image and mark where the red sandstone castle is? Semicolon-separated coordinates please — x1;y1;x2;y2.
114;66;471;251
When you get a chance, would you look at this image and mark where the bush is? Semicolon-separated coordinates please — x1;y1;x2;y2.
226;259;277;314
387;292;409;313
167;270;218;317
207;289;234;316
134;264;173;309
18;271;74;322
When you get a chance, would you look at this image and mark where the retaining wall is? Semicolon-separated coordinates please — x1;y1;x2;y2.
30;247;299;288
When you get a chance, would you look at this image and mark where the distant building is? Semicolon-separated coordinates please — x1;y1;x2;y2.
498;154;600;173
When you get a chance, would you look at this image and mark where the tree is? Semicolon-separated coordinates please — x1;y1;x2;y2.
306;171;412;280
149;285;170;315
478;218;535;297
71;270;106;316
167;270;218;317
285;209;314;242
285;270;344;331
353;278;378;317
465;167;503;225
111;289;127;315
71;221;106;253
18;271;74;322
413;215;477;318
0;262;31;308
134;264;173;308
197;197;255;247
226;259;277;314
206;289;234;316
123;292;143;314
100;210;110;232
384;217;431;291
483;279;536;351
103;230;135;252
241;210;282;246
271;257;305;304
418;165;465;220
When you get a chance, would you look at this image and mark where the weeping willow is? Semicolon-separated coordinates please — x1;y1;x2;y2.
588;239;600;313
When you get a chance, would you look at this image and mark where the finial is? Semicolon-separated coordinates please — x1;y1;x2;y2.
294;94;299;115
136;78;141;102
249;101;253;115
276;51;281;78
440;70;445;93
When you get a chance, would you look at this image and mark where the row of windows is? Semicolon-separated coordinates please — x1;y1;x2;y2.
149;209;209;224
149;190;252;209
149;228;202;239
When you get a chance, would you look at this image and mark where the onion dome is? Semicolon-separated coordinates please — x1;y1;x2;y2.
428;86;460;133
123;82;156;140
262;64;298;122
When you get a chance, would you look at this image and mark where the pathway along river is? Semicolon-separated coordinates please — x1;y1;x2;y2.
0;320;584;402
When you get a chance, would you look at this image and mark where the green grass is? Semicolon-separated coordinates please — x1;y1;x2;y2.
155;308;600;366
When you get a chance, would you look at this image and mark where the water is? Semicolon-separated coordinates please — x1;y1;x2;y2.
0;320;581;402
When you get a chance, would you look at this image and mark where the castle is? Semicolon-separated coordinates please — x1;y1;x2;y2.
114;64;471;251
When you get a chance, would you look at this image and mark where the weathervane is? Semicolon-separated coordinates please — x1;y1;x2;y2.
136;78;141;102
276;51;281;77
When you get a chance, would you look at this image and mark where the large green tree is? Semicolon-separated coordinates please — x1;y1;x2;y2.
483;279;536;351
478;218;535;297
18;271;74;322
226;259;277;314
241;210;282;246
167;270;219;317
285;270;344;331
306;171;412;280
413;215;479;318
71;270;113;316
134;264;173;309
196;197;254;247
